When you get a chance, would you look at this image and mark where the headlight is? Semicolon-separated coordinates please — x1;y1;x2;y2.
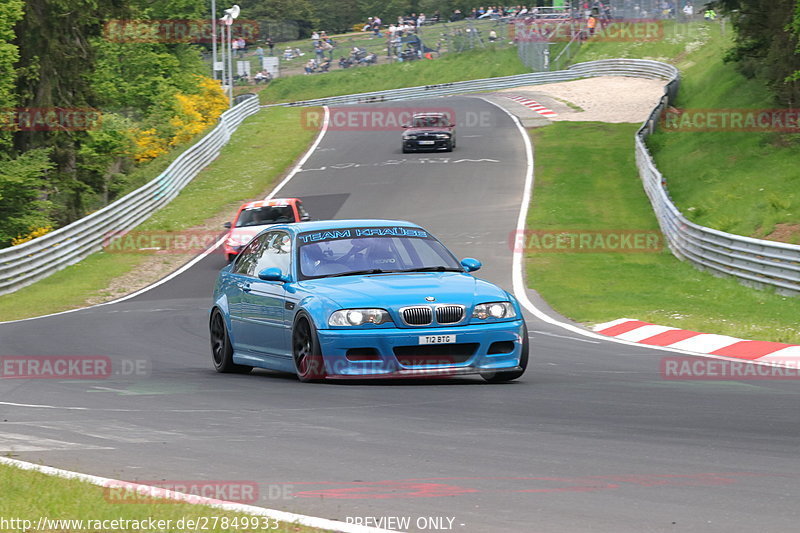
435;133;450;139
472;302;516;320
329;308;392;326
403;134;417;140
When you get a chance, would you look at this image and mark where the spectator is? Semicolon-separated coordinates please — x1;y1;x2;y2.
255;45;264;60
587;14;597;35
321;39;334;59
683;2;694;18
304;58;316;74
489;29;497;42
254;70;271;84
266;37;275;56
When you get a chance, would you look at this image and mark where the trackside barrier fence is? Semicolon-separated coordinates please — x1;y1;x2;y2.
4;60;798;296
0;95;260;296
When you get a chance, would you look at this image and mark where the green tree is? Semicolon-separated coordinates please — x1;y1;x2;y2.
237;0;319;38
717;0;800;105
0;148;55;246
0;0;23;152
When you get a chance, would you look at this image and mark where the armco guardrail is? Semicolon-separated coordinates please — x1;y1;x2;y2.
635;91;800;295
0;95;260;296
270;59;678;108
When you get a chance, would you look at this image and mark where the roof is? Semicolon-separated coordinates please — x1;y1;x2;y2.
239;197;299;209
284;219;418;233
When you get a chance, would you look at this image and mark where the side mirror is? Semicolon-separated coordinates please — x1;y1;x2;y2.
460;258;482;272
301;215;311;221
258;267;290;282
223;221;232;229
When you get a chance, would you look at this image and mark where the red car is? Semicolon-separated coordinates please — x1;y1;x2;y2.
222;198;310;262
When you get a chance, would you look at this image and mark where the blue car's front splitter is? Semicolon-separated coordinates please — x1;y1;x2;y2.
316;320;525;379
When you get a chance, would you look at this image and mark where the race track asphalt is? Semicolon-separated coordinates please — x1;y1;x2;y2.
1;97;798;533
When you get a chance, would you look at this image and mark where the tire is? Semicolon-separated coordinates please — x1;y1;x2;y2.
482;323;529;383
226;253;235;263
445;140;453;152
292;314;327;382
402;145;410;153
210;309;252;374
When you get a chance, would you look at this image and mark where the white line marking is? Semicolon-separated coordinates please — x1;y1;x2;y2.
0;433;112;452
530;330;601;344
0;106;331;326
0;457;398;533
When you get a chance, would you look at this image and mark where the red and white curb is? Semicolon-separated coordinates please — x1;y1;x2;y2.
505;95;558;118
594;318;800;365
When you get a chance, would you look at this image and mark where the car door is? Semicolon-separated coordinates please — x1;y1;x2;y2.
227;231;290;360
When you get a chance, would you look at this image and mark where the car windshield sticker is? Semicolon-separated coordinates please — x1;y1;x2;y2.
298;227;429;244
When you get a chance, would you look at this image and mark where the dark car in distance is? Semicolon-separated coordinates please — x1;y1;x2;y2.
401;112;456;153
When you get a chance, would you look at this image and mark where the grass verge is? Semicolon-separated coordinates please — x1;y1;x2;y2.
573;20;799;241
0;463;331;533
0;107;318;322
526;122;800;343
259;46;528;104
645;24;800;241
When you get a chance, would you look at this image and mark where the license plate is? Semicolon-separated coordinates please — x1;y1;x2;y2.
419;334;456;345
418;140;435;145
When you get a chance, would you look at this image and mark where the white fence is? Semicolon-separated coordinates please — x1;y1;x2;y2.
0;95;260;296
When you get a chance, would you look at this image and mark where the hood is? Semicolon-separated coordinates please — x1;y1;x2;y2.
228;225;272;244
297;272;508;310
404;127;452;135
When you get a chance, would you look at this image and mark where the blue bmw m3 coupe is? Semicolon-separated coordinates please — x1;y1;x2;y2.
209;219;528;382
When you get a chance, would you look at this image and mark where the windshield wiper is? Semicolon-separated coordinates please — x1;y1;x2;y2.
396;266;462;273
326;269;388;278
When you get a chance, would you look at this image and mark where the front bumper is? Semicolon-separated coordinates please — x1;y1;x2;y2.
316;319;525;378
403;138;451;151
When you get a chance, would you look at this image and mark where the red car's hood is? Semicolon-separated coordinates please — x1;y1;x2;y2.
227;225;272;244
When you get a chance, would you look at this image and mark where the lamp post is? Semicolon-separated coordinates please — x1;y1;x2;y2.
211;0;218;80
221;5;240;107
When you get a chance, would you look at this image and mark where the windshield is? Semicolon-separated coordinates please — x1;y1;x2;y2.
412;116;449;128
235;206;294;227
297;227;462;280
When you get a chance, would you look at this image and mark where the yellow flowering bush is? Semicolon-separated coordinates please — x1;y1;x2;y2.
133;76;228;159
12;225;52;246
132;128;169;162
